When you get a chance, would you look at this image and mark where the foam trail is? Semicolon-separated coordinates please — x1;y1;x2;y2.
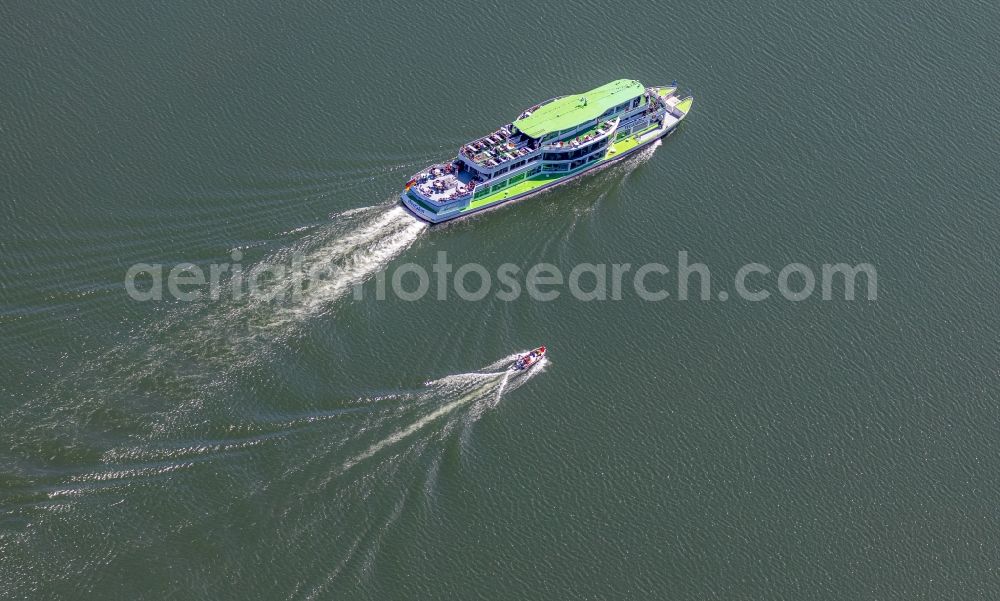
249;205;428;329
341;374;501;472
342;352;543;472
291;209;427;320
45;203;432;441
495;371;510;404
157;204;429;377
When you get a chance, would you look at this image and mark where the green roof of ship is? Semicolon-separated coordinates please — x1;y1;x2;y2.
513;79;645;139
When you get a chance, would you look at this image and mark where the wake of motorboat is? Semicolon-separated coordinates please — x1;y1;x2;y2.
341;351;547;472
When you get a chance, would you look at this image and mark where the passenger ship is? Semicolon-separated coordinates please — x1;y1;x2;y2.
400;79;692;224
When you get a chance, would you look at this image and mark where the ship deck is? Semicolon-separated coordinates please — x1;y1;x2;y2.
403;82;693;223
413;169;475;202
461;119;673;212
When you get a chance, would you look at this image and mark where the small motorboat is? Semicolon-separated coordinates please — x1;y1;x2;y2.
513;346;546;370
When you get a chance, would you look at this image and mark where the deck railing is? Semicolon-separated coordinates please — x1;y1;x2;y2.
540;117;620;153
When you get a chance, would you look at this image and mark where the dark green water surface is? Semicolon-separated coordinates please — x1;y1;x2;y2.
2;1;999;599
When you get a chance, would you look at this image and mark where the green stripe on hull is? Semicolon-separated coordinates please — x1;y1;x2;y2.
462;174;562;211
459;129;663;212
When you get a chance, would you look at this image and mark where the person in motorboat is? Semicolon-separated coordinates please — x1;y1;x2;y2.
514;346;546;370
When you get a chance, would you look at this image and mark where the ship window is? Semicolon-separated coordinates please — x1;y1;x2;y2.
632;97;641;109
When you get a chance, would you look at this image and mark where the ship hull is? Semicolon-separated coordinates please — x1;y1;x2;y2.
401;119;681;225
